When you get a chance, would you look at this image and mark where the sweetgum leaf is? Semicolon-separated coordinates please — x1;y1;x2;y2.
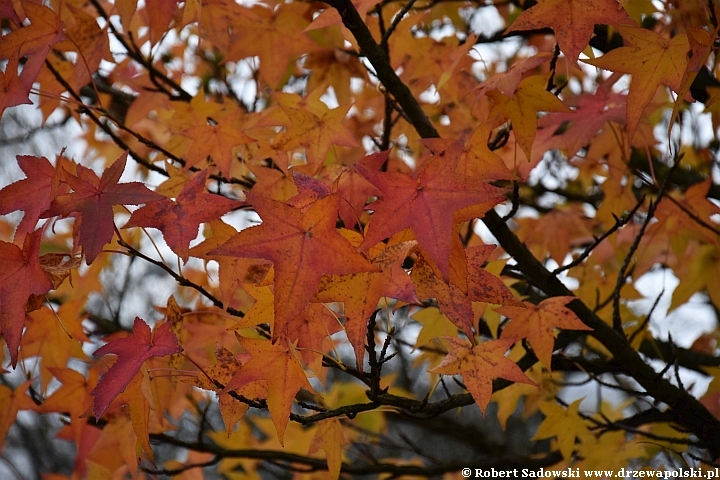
91;318;182;418
42;152;164;263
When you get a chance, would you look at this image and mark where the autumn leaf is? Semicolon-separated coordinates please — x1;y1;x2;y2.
0;2;64;59
358;143;506;280
41;152;164;263
41;367;98;446
475;53;553;99
583;24;690;141
411;249;476;339
21;299;89;390
308;418;345;480
306;0;380;31
272;87;359;167
430;337;534;413
225;2;319;88
536;84;627;160
91;317;182;418
429;337;534;413
0;0;719;473
191;344;268;436
498;296;591;369
210;191;378;339
533;399;593;460
0;51;44;117
38;252;82;289
180;111;255;178
669;242;720;312
0;382;36;443
57;4;112;88
124;170;241;261
0;229;54;366
113;369;155;462
486;75;572;160
505;0;632;65
315;240;417;367
466;245;524;307
514;208;596;265
0;155;65;243
224;336;314;444
580;430;648;471
334;151;386;228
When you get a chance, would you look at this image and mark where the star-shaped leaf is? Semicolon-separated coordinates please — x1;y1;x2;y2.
0;229;54;366
209;192;378;337
0;50;45;118
308;418;346;480
41;152;164;263
334;151;386;228
124;171;241;261
0;2;65;58
0;382;36;444
274;88;359;167
0;155;66;243
430;337;534;413
583;25;690;141
224;336;314;445
21;299;89;390
498;296;592;369
505;0;632;65
181;112;255;178
190;344;268;436
315;240;418;367
91;317;182;418
357;143;506;280
475;53;553;99
486;75;572;160
226;2;320;88
533;399;593;460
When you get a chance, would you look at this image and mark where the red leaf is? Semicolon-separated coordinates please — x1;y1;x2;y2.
357;141;506;280
0;229;53;366
42;152;164;263
91;317;182;418
124;170;241;261
0;52;34;117
0;155;65;242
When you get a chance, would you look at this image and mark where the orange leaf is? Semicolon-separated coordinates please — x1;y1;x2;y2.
498;296;592;369
0;381;36;444
308;418;345;480
315;240;418;368
583;24;690;142
430;337;534;413
210;191;378;340
180;111;254;178
486;75;571;160
0;2;64;59
224;337;314;445
505;0;631;65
